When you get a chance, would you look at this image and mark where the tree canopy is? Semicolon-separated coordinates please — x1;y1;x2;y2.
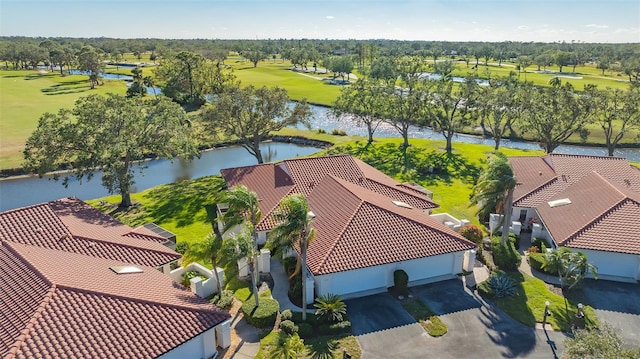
23;94;199;207
202;85;311;164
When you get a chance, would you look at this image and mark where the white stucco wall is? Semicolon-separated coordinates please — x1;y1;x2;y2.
158;327;217;359
578;249;640;280
314;252;463;299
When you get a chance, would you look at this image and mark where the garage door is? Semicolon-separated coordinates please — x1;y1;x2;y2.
582;249;639;279
399;253;455;284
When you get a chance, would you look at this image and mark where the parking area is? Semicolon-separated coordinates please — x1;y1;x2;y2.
572;279;640;348
347;280;567;359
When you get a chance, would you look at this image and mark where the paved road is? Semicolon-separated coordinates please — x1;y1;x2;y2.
348;279;567;359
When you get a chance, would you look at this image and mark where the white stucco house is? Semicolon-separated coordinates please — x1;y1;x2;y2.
508;154;640;282
221;154;476;300
0;198;231;359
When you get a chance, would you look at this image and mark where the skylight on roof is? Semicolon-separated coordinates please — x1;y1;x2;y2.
392;201;413;209
110;265;144;274
548;198;572;208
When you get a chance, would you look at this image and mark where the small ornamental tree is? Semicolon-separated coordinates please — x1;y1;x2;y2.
460;225;484;244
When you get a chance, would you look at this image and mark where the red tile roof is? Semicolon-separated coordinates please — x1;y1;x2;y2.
1;241;230;359
510;154;640;208
0;198;180;267
536;172;640;255
221;155;438;231
306;176;475;275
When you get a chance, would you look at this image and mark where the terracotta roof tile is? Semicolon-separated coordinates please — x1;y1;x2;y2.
220;155;437;232
0;198;180;267
535;172;640;254
510;154;640;207
2;242;230;359
306;176;475;275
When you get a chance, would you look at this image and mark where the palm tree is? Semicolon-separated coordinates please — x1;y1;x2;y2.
270;333;305;359
270;194;316;321
221;223;260;305
222;185;262;307
182;206;224;297
543;247;597;291
470;152;517;245
313;294;347;323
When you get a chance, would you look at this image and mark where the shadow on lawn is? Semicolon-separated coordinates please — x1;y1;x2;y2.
144;175;225;228
326;142;480;185
41;81;91;95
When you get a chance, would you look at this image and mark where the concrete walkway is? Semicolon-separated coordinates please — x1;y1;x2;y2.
270;258;315;313
227;312;259;359
517;231;562;286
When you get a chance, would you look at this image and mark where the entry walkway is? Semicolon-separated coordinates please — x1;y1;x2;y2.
270;257;314;313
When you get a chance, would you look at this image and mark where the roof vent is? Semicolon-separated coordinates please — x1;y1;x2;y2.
392;201;413;209
548;198;572;208
110;265;144;274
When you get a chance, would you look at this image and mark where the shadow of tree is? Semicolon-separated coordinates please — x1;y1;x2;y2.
144;175;225;228
326;142;481;186
306;337;339;359
41;81;91;95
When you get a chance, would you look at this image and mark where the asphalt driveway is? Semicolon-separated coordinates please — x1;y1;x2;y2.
347;280;568;359
570;279;640;348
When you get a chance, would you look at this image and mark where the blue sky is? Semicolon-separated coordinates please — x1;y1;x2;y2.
1;0;639;42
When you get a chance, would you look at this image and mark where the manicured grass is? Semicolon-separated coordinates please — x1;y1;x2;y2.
321;137;543;224
486;271;597;331
400;297;447;337
0;69;127;169
86;175;225;248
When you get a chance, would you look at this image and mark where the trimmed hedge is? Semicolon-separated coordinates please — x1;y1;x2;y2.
491;236;521;270
394;270;409;294
280;309;293;321
425;316;447;337
531;237;548;252
528;252;559;276
477;279;494;298
241;297;280;328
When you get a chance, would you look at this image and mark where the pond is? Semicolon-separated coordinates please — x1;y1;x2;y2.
0;142;320;212
303;105;640;162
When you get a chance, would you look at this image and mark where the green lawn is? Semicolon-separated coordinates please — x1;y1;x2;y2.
486;272;598;331
0;69;127;169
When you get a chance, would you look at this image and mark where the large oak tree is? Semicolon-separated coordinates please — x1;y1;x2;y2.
202;85;311;164
23;94;199;207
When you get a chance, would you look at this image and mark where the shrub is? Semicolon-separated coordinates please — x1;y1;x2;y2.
317;128;327;134
477;279;494;297
175;241;189;254
182;271;201;287
211;290;234;309
241;297;279;328
528;246;539;253
297;322;313;339
460;225;484;244
529;252;546;272
531;237;548;252
331;128;347;136
394;270;409;294
491;236;521;270
487;272;517;298
313;293;347;323
289;272;303;304
280;309;293;321
279;320;299;335
425;316;447;337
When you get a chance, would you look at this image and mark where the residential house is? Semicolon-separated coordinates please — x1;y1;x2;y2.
221;154;476;300
509;154;640;281
1;198;231;359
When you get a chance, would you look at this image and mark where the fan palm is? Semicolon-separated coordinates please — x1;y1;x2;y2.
313;293;347;323
270;194;316;321
270;333;305;359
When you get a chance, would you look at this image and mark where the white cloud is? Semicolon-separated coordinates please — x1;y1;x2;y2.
517;25;529;30
326;15;334;20
585;24;609;29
